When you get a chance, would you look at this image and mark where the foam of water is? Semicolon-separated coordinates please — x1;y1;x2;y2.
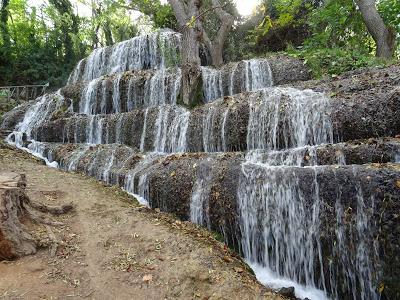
251;263;328;300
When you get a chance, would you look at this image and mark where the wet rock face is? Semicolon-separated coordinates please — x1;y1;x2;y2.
268;55;311;85
0;102;31;131
332;88;400;142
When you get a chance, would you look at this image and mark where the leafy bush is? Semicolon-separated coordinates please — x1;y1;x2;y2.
286;46;393;78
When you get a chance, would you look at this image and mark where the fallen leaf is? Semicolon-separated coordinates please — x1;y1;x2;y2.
223;256;233;263
234;267;244;273
395;180;400;189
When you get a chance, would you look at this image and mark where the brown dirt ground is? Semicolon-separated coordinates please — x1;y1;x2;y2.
0;145;283;300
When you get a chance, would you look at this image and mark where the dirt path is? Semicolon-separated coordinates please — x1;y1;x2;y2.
0;146;282;300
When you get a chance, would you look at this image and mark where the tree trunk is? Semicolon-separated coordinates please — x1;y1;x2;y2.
0;0;10;50
181;26;202;106
201;0;234;67
356;0;396;58
169;0;202;106
103;18;114;46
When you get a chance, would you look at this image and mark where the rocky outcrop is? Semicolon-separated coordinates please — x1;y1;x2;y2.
0;102;31;131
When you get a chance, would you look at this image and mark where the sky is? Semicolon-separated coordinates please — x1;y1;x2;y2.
29;0;260;17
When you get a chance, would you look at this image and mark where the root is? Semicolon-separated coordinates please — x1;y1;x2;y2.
0;172;74;260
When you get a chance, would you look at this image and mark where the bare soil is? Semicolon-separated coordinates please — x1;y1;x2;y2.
0;145;282;300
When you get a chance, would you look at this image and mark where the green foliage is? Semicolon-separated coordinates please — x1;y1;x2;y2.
158;32;181;68
291;0;399;77
240;0;399;78
153;4;177;30
0;0;173;88
287;46;392;78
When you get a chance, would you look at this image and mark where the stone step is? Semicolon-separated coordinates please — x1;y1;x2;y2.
29;84;400;153
62;57;309;115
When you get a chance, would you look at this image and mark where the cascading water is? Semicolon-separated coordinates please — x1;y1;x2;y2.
124;153;162;206
190;159;214;228
237;87;379;300
67;30;181;84
202;59;274;103
78;68;182;115
153;106;189;153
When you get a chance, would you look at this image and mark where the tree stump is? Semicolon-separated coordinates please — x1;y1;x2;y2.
0;172;74;260
0;172;36;260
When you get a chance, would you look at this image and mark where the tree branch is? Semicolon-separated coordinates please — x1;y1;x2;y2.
177;3;229;32
168;0;188;27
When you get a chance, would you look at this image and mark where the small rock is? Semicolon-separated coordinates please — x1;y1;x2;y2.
234;267;243;273
278;286;295;298
142;274;153;282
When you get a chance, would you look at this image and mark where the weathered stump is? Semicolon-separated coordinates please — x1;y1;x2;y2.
0;172;74;260
0;172;36;260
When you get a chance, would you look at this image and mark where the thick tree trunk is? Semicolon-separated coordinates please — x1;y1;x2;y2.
181;27;202;106
356;0;396;58
169;0;202;106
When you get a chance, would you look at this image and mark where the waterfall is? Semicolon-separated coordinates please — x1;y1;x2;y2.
80;78;101;114
140;108;149;152
87;115;104;144
201;67;224;103
201;59;274;103
67;30;181;84
153;106;189;153
123;153;162;206
5;28;395;300
77;68;182;115
8;91;65;147
202;105;229;152
102;149;116;183
112;74;123;113
190;159;213;228
245;59;274;91
143;68;182;107
237;87;381;300
246;88;333;151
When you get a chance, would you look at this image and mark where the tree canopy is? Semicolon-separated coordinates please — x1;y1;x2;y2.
0;0;398;87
